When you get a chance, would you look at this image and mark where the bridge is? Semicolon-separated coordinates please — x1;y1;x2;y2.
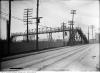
11;27;70;37
11;26;89;45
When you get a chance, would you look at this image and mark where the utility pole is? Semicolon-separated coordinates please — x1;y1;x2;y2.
92;25;93;40
88;26;89;43
7;0;11;54
32;0;42;50
69;10;76;45
68;21;72;45
68;21;72;43
62;22;66;46
36;0;39;50
91;25;94;43
71;10;76;32
0;0;1;39
24;8;33;42
26;9;29;42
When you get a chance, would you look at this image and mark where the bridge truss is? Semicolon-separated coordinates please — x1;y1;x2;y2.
11;26;88;46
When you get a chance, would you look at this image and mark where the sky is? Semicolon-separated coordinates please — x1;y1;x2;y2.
0;0;99;39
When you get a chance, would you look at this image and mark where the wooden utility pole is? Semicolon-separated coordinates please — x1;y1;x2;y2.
24;8;33;42
26;9;29;42
7;0;11;54
92;25;93;41
36;0;39;50
62;22;66;46
91;25;94;43
71;10;76;31
70;10;76;45
88;26;89;43
0;0;1;39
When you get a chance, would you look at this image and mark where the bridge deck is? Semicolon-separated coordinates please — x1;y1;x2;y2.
1;43;99;71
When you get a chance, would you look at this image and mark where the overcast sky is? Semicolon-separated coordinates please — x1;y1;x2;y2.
0;0;99;39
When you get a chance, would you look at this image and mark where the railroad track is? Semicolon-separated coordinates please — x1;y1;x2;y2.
1;44;94;71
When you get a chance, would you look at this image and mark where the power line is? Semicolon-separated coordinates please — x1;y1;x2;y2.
1;11;57;31
0;11;23;21
1;12;51;28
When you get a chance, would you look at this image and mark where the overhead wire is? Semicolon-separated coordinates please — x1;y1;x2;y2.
0;11;23;21
1;11;58;30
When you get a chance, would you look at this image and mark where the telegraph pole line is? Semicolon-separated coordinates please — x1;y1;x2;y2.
36;0;39;50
